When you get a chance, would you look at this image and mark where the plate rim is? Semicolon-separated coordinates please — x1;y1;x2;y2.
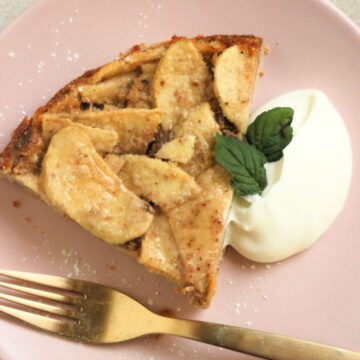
0;0;360;359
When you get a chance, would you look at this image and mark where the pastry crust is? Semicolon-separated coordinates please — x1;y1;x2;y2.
0;34;263;308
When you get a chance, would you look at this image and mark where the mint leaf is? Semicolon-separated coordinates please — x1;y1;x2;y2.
246;107;294;162
215;133;267;196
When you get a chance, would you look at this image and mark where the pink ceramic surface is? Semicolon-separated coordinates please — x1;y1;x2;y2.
0;0;359;359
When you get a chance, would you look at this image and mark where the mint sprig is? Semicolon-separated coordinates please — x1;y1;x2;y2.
246;107;294;162
215;107;294;196
215;133;267;197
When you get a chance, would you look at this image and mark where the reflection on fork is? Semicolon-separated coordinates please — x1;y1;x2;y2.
0;269;359;360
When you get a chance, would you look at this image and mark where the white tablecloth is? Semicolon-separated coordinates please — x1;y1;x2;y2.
0;0;359;32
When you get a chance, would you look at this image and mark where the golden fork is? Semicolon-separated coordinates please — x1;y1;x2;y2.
0;270;359;360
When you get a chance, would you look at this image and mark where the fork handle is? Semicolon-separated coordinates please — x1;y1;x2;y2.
156;316;360;359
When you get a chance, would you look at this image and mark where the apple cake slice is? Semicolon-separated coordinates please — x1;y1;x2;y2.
0;35;263;308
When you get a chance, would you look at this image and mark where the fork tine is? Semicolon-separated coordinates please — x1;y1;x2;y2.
0;281;77;305
0;303;74;336
0;270;79;292
0;292;78;318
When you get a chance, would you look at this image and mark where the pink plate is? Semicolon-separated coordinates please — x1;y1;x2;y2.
0;0;360;359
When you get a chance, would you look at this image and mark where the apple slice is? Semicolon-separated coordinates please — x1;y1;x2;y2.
176;102;220;176
139;213;183;283
117;154;200;211
41;115;118;154
46;108;162;154
42;126;153;245
214;45;261;133
155;135;195;164
79;71;138;105
167;165;233;307
153;39;212;131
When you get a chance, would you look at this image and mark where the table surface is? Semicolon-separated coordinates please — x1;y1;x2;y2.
0;0;360;32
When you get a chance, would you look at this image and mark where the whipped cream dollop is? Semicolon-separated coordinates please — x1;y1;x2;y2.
225;89;352;263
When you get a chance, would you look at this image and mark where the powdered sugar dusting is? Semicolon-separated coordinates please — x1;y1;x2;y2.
224;260;275;329
147;297;154;306
135;4;165;39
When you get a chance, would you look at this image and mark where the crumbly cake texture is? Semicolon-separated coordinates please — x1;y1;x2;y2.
0;35;263;308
